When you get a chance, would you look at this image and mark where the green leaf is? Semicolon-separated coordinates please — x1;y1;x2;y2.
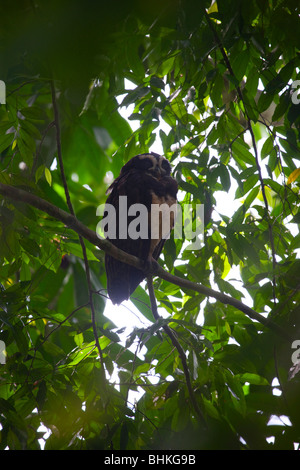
225;321;231;336
232;140;255;165
170;96;188;124
63;242;98;261
219;164;231;191
45;167;52;186
0;132;14;153
180;136;202;157
257;91;274;113
120;422;129;450
231;49;249;82
65;343;96;366
20;106;44;122
19;237;41;258
244;185;260;208
74;332;84;347
130;286;153;322
261;136;274;160
272;92;290;122
238;373;269;386
202;398;220;420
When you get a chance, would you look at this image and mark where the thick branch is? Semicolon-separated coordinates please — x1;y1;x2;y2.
0;182;292;341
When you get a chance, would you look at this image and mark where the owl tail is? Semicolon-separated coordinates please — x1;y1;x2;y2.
105;255;144;304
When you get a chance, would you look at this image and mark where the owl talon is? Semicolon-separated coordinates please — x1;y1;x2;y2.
144;257;159;276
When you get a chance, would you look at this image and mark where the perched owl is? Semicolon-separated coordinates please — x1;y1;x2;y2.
104;152;178;304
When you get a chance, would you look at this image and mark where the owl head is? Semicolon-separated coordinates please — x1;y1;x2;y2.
120;153;171;180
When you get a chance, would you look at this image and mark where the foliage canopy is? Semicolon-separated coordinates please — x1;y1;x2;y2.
0;0;300;450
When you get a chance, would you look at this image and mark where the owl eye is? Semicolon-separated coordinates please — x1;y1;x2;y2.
144;159;155;170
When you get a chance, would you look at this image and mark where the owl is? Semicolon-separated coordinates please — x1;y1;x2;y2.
104;152;178;304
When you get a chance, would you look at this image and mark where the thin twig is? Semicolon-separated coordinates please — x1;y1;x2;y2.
24;302;90;385
204;9;277;301
50;82;74;216
50;80;105;370
147;275;206;424
31;120;55;178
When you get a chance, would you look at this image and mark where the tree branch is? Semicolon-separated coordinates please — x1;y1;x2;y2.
0;182;292;342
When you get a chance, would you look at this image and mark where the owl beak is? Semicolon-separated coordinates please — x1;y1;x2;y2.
156;167;167;179
149;166;166;179
153;167;162;179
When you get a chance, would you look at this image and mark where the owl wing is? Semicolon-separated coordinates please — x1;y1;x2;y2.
105;169;152;304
